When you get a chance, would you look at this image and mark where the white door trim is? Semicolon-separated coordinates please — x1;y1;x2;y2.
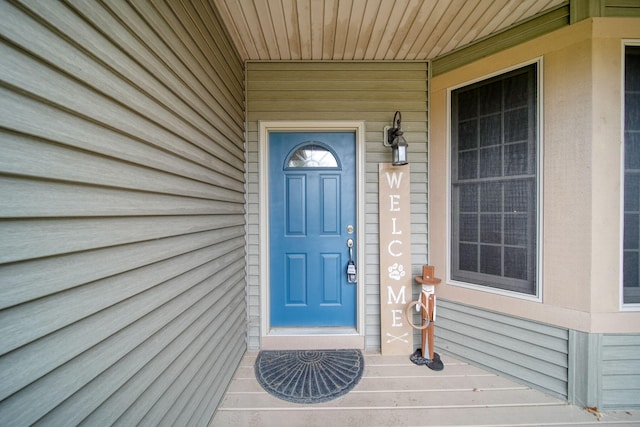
259;121;366;349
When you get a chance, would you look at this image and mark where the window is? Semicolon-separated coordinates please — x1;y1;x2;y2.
286;144;338;168
624;45;640;305
451;64;538;295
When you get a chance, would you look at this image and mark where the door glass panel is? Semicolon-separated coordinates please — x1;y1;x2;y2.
287;144;338;168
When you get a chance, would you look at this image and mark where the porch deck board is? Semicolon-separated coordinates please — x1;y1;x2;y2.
211;352;639;426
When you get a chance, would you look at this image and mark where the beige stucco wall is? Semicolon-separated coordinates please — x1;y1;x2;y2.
430;18;640;334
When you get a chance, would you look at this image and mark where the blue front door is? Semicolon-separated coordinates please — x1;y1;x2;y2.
269;132;356;327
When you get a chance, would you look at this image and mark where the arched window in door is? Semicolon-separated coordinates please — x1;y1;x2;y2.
286;143;339;168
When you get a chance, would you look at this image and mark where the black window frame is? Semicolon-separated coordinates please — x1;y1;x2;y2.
623;44;640;306
450;63;539;296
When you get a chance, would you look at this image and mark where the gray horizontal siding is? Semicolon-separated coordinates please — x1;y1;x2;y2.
571;0;640;21
606;0;640;15
436;299;569;400
602;334;640;408
245;61;428;350
1;0;245;425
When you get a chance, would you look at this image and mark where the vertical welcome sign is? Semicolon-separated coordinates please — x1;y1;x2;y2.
379;163;413;355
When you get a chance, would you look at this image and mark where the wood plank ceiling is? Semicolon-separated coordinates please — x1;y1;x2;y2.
213;0;566;61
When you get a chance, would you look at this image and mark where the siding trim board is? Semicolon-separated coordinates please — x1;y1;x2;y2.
1;0;246;424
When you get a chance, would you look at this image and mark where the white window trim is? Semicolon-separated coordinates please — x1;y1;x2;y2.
621;40;640;311
446;58;544;303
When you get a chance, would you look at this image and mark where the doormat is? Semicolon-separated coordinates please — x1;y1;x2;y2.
255;349;364;404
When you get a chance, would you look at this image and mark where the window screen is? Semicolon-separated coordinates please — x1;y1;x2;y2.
451;64;538;295
624;46;640;304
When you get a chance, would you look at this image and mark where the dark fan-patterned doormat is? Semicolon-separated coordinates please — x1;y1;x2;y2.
254;349;364;404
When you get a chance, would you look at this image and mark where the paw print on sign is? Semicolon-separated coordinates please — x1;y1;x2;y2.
388;263;406;281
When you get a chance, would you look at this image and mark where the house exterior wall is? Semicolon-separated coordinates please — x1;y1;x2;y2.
244;62;428;350
430;17;640;409
0;1;246;425
437;300;570;400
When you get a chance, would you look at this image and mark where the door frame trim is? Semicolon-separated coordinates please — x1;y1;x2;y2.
259;121;366;349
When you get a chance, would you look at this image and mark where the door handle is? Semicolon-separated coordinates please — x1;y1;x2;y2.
346;238;357;283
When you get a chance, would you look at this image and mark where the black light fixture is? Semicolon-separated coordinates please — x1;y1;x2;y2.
383;111;408;166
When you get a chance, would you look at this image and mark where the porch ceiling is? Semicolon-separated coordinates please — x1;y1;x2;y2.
213;0;566;62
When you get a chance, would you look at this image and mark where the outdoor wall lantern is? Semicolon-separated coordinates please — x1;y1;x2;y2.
383;111;408;166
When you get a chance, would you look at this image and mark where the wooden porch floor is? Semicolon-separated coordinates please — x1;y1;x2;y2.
211;352;639;426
